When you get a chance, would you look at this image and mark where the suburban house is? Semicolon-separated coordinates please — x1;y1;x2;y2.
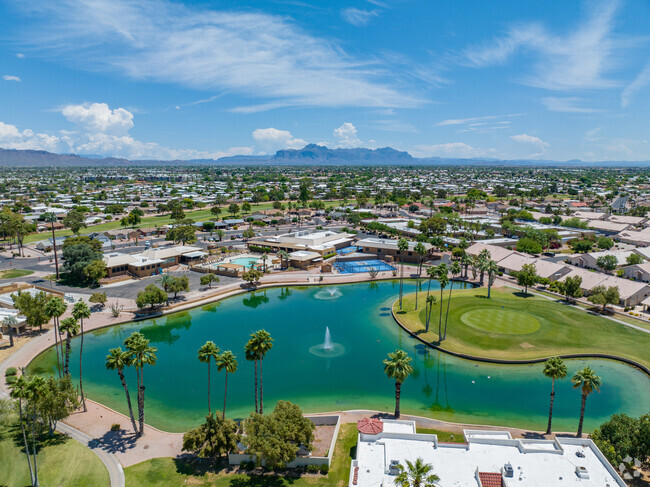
558;268;650;307
103;245;205;278
569;250;644;271
248;230;354;256
355;237;435;263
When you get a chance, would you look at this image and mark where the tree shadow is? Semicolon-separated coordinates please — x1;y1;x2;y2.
173;454;230;476
512;292;534;298
87;429;138;454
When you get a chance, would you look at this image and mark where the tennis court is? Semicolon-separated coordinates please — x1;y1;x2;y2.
333;259;396;274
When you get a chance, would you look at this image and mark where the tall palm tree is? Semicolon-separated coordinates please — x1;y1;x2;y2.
44;296;67;377
216;350;238;419
125;332;158;437
477;249;491;285
572;367;602;438
2;315;17;348
414;242;427;276
383;349;413;418
252;330;274;414
105;347;139;434
424;266;437;311
261;253;268;272
485;260;499;299
26;375;46;487
59;317;79;376
278;250;289;269
436;264;449;341
244;338;260;413
461;253;470;279
425;295;437;332
72;301;91;412
442;261;462;340
9;375;34;486
395;457;440;487
397;238;409;310
197;341;220;415
543;357;567;435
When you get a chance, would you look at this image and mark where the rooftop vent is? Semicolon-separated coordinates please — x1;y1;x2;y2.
504;463;514;478
576;466;590;479
388;460;400;475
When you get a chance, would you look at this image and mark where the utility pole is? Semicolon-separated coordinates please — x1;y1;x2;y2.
49;213;60;281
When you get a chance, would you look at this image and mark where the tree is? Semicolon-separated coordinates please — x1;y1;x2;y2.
395;458;440;487
89;292;107;307
397;238;409;310
251;330;273;414
486;260;499;298
228;203;240;216
169;202;185;221
242;269;263;285
383;349;413;418
216;351;238;419
516;237;543;255
425;295;437;333
203;221;215;233
59;317;79;376
243;401;315;469
26;375;46;486
166;225;197;245
42;212;61;279
197;341;220;415
36;375;79;436
242;228;255;240
62;237;103;284
83;259;106;285
125;332;158;437
210;205;222;217
436;264;448;340
597;237;614;250
555;276;583;302
105;347;138;434
570;239;593;253
592;414;646;466
442;261;462;340
182;413;239;459
242;201;252;213
588;285;619;312
135;284;168;309
9;375;35;486
63;210;86;235
572;367;602;438
2;315;17;347
543;357;567;434
72;301;91;412
167;275;190;299
200;273;219;288
245;338;261;414
11;217;35;257
12;290;49;331
44;296;67;377
626;253;643;266
516;263;539;295
596;254;618;274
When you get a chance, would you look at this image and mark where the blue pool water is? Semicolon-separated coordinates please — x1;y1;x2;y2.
334;259;396;273
337;246;361;255
230;257;259;267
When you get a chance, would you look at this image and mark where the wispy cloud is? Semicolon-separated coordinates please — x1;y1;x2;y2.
412;142;495;158
434;114;523;127
13;0;421;111
542;97;602;113
252;127;306;152
621;62;650;107
341;8;378;26
3;75;21;82
462;0;626;91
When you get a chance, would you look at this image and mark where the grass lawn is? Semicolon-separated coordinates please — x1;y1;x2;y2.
0;424;109;487
0;269;34;279
124;423;358;486
393;286;650;368
415;427;466;443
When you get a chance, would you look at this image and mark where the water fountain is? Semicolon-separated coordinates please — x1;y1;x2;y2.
309;326;345;357
314;287;343;300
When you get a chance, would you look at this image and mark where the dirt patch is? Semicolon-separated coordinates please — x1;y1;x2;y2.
311;424;335;457
519;342;535;349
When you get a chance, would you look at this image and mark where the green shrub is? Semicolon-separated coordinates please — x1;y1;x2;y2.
322;252;337;260
5;367;17;377
5;375;17;385
319;464;329;474
306;464;320;473
110;423;121;431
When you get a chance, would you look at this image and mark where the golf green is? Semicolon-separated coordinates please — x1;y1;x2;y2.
460;308;541;335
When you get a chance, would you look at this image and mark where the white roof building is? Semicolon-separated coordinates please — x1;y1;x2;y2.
350;419;625;487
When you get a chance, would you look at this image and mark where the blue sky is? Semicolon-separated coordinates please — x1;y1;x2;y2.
1;0;649;161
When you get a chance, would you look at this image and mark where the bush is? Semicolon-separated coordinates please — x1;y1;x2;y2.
111;423;121;431
319;464;329;474
306;464;320;473
249;245;273;253
322;252;337;260
5;367;17;377
5;375;17;385
242;461;255;471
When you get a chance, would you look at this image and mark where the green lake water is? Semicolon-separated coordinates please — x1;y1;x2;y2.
28;280;650;433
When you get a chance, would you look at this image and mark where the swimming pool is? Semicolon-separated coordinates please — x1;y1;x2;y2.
337;245;361;255
334;259;396;273
229;257;260;267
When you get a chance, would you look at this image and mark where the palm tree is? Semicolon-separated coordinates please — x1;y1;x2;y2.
197;341;220;415
572;367;602;438
105;347;139;434
26;375;46;487
478;249;491;285
159;274;174;293
261;253;268;272
278;250;289;269
72;301;91;412
395;457;440;487
414;242;427;276
59;317;79;376
485;260;499;298
442;261;462;340
9;375;34;486
397;238;409;310
436;264;448;341
383;349;413;418
44;297;67;378
244;338;261;413
251;330;274;414
461;253;470;279
2;315;17;348
425;295;437;332
543;357;567;435
216;350;238;419
125;332;158;437
424;266;437;311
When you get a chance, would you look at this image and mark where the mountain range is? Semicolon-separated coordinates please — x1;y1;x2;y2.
0;145;648;167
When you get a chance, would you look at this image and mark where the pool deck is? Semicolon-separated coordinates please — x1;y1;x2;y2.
0;268;642;481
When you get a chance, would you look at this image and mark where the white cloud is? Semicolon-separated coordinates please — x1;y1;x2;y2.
16;0;420;111
3;75;21;82
435;114;523;132
16;53;25;58
0;122;66;152
542;97;602;113
511;133;548;157
252;128;307;152
412;142;494;158
333;122;362;148
621;63;650;108
585;127;602;141
62;103;134;136
462;1;624;91
341;8;378;26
